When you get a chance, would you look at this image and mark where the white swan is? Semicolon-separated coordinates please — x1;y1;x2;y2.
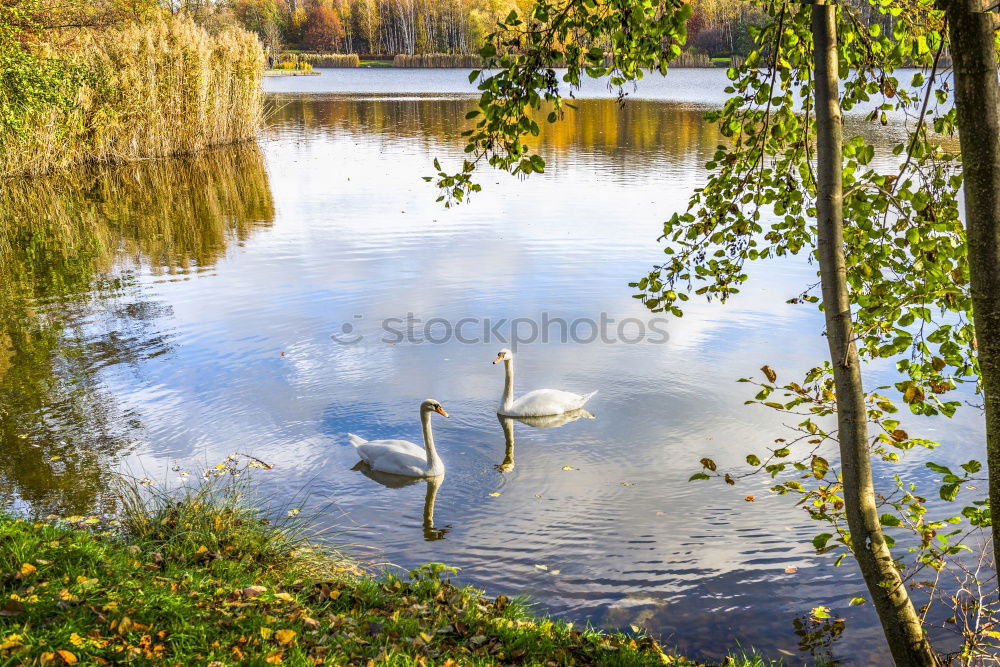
349;399;448;477
493;348;596;417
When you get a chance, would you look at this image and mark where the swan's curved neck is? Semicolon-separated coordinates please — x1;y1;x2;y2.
420;409;440;468
501;358;515;411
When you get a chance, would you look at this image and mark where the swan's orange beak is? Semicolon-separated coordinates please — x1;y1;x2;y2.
435;406;449;417
493;353;503;364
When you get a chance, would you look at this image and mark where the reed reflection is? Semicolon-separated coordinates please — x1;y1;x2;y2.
0;147;275;515
353;463;448;541
496;410;595;473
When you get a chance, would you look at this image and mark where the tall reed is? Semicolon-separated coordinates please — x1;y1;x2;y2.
0;16;264;179
392;53;481;68
291;52;360;68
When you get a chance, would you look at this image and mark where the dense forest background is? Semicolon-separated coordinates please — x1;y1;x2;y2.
168;0;763;57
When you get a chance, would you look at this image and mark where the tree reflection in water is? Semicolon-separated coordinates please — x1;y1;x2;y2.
0;146;274;516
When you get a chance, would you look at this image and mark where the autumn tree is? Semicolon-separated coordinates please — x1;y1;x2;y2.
303;1;344;50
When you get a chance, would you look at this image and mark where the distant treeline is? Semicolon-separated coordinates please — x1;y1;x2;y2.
278;50;727;69
180;0;768;60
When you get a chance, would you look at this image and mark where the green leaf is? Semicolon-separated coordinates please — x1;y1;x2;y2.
812;533;833;550
688;472;710;482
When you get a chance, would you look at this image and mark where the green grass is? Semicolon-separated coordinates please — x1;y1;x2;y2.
359;59;395;68
0;461;776;665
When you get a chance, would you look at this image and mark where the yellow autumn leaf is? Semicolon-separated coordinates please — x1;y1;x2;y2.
488;492;500;497
57;650;77;664
260;627;273;639
562;466;575;471
40;652;56;665
419;631;434;643
69;633;85;647
274;592;293;602
274;629;296;645
19;563;36;577
264;650;283;664
195;545;208;555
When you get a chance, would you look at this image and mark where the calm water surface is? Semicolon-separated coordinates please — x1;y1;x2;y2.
0;69;985;664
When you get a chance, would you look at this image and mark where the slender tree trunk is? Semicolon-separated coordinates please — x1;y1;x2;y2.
811;4;939;664
941;0;1000;570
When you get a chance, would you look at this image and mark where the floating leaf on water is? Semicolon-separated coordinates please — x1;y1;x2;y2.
50;456;61;461
744;495;755;502
549;569;560;575
534;564;548;571
562;466;575;471
849;597;866;606
784;566;798;574
286;509;300;518
810;605;832;620
488;492;501;497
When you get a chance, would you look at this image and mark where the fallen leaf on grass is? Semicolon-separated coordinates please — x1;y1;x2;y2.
274;629;296;645
265;650;283;664
19;563;36;577
57;650;77;665
260;627;273;640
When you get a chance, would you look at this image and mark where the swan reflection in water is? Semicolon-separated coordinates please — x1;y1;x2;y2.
496;409;595;472
352;462;448;541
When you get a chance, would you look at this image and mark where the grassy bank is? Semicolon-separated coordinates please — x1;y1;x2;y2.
0;15;263;179
0;463;773;665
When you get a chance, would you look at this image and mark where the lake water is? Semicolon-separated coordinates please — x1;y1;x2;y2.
0;68;985;664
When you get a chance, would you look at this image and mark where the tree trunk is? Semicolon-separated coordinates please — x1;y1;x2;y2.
941;0;1000;573
811;4;939;664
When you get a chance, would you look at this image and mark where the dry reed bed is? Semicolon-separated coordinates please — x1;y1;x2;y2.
393;53;482;68
0;16;263;179
291;52;360;67
391;50;711;68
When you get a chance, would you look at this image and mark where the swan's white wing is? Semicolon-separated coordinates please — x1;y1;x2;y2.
348;433;368;448
502;388;597;417
355;439;431;476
